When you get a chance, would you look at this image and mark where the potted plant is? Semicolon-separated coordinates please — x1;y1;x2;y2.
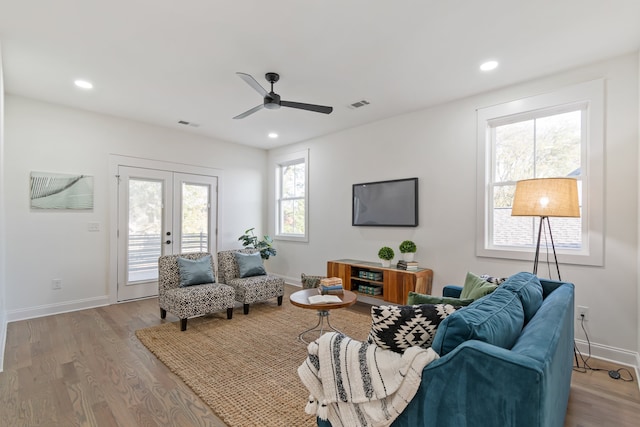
378;246;394;267
399;240;417;261
238;227;277;260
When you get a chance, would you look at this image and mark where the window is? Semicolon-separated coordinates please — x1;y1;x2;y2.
275;150;308;241
476;80;604;266
492;108;583;249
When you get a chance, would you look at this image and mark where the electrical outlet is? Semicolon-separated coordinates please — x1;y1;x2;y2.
52;279;62;290
577;305;589;321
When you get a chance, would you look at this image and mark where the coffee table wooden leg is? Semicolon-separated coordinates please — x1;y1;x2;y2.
298;310;344;344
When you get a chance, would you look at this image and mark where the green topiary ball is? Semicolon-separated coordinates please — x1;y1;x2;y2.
378;246;395;260
399;240;417;253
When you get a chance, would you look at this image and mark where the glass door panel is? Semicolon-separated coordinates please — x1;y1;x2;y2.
180;182;210;253
127;178;163;282
117;166;172;301
173;173;217;255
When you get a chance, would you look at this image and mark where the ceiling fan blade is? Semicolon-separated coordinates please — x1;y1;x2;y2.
280;100;333;114
233;104;264;119
236;72;268;97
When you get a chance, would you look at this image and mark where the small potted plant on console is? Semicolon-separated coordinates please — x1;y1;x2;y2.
378;246;394;267
399;240;417;261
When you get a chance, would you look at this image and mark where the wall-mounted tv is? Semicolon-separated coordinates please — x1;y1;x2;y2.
352;177;418;227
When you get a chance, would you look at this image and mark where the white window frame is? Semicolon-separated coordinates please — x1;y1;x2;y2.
274;149;309;242
476;79;604;266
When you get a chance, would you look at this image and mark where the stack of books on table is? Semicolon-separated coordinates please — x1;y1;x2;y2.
319;277;344;295
397;260;419;270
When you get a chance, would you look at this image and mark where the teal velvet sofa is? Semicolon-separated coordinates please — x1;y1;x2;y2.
318;272;575;427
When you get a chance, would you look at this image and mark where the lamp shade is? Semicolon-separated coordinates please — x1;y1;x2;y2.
511;178;580;218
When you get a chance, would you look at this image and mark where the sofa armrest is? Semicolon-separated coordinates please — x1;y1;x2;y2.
442;285;462;298
392;341;546;427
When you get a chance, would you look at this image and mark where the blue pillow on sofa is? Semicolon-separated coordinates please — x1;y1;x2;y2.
177;255;215;287
500;272;543;323
234;252;267;278
431;287;525;356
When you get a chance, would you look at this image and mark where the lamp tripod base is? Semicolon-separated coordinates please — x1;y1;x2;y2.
533;216;561;281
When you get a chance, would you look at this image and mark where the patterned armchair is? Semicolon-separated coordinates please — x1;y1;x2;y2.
158;252;235;331
218;248;285;315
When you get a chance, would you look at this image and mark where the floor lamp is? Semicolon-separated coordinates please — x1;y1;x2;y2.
511;178;580;281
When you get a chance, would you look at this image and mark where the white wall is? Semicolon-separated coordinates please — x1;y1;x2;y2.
0;44;7;371
269;52;640;366
3;95;267;320
637;51;640;367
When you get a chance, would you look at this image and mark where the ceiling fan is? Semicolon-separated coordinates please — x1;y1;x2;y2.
233;72;333;119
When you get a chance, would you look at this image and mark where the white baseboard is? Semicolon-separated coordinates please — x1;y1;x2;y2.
6;296;110;323
0;313;6;373
574;338;640;368
274;274;299;286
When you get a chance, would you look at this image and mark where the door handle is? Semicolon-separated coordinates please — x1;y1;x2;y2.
165;240;172;244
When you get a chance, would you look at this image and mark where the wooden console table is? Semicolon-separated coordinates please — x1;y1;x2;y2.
327;259;433;305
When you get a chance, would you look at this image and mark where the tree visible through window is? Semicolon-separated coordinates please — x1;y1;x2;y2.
275;150;308;241
279;161;305;235
491;108;583;250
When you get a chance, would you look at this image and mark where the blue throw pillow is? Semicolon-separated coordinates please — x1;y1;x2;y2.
177;255;215;287
234;252;267;278
499;272;543;323
431;287;524;356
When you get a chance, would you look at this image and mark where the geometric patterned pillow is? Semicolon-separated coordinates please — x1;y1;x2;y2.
367;304;459;354
301;273;325;289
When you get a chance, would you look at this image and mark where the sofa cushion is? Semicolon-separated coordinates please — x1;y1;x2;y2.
177;255;215;287
407;292;474;307
368;303;459;353
301;273;325;289
431;287;525;356
234;252;267;278
459;272;498;300
500;272;543;323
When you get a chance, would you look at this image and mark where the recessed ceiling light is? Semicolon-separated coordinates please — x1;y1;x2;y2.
74;79;93;89
480;61;499;72
268;132;278;139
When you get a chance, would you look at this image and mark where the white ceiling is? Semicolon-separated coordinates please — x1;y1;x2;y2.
1;0;639;149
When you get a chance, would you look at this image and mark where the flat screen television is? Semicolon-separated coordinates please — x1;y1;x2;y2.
352;178;418;227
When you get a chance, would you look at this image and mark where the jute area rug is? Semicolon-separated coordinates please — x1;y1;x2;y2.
136;293;372;427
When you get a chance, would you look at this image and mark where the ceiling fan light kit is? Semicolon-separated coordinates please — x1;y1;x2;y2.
233;72;333;119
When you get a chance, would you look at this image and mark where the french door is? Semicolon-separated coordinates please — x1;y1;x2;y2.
116;166;218;301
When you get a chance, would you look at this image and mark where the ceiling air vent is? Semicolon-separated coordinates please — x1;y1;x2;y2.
348;99;370;110
177;120;200;127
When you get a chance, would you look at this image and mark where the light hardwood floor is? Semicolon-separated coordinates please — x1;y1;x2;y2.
1;287;639;426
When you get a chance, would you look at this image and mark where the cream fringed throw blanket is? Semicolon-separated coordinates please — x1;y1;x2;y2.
298;332;438;427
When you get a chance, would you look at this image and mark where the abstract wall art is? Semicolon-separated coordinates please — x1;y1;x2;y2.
30;171;94;210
